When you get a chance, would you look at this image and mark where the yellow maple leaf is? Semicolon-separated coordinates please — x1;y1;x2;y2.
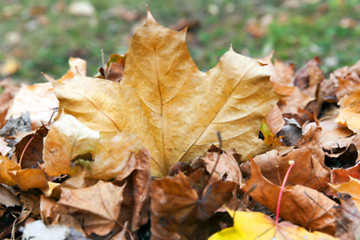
48;11;280;176
209;210;337;240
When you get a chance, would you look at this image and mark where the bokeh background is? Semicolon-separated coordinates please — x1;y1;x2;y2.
1;0;360;82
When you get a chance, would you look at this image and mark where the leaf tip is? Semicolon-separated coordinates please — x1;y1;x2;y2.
42;72;55;83
146;6;155;23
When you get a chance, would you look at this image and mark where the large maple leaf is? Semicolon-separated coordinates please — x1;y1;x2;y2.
48;11;280;176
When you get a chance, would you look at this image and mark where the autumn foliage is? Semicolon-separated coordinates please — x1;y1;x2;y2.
1;10;360;240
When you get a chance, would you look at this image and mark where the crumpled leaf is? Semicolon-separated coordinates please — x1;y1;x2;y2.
15;125;48;169
49;11;280;176
5;83;58;129
0;184;21;207
332;162;360;184
242;158;337;235
209;210;337;240
151;170;236;239
334;193;360;239
57;180;125;236
198;146;244;186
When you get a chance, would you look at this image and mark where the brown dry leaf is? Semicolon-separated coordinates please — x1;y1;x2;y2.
57;180;125;236
329;177;360;211
49;11;280;176
332;163;360;184
242;158;337;235
251;146;330;191
334;193;360;240
151;170;236;239
0;155;21;185
278;87;315;115
294;57;324;95
335;60;360;100
116;148;151;231
0;184;21;207
5;83;58;129
336;88;360;133
200;146;243;186
15;125;48;169
265;105;285;135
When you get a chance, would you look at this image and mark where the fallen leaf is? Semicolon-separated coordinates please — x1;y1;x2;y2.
151;170;236;239
43;112;148;181
209;210;337;240
57;180;125;236
49;11;280;176
8;168;49;191
294;57;324;94
0;79;19;128
265;105;285;135
0;184;21;207
329;177;360;211
250;146;330;191
0;155;20;186
43;113;99;176
199;146;244;186
242;158;337;235
334;193;360;239
5;83;58;129
336;88;360;133
15;125;48;169
332;162;360;184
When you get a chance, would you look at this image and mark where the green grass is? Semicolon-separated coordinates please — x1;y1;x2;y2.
1;0;360;82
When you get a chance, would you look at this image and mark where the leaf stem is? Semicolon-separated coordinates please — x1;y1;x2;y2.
275;160;295;225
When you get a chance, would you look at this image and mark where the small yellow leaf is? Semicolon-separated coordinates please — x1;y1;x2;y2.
209;210;337;240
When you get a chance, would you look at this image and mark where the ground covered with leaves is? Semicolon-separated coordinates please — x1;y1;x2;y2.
1;10;360;240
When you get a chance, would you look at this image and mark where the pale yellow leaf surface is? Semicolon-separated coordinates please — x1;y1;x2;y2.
336;88;360;133
50;11;280;176
209;210;337;240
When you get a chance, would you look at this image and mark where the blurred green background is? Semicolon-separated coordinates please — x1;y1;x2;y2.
1;0;360;82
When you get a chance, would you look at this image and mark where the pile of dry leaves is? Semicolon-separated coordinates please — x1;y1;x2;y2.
1;10;360;240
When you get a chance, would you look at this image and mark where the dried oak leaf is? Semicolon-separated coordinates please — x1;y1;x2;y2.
56;180;125;236
209;210;336;240
242;159;337;235
151;170;236;239
49;11;280;176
